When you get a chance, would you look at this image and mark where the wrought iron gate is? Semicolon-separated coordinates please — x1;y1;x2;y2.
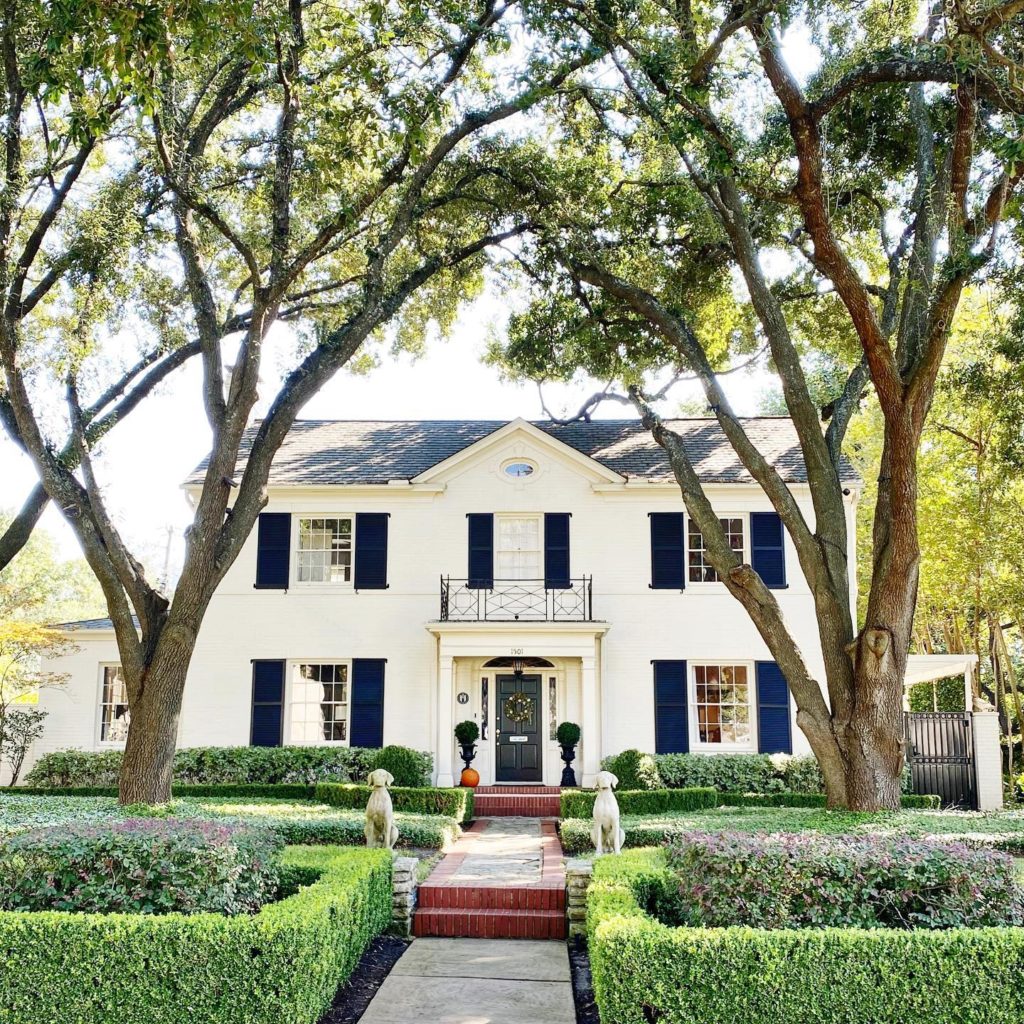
904;712;977;809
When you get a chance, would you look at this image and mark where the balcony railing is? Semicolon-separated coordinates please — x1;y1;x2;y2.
439;576;594;622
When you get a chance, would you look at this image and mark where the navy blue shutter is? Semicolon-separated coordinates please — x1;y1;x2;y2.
756;661;793;754
650;513;685;589
250;660;284;746
467;513;494;589
751;512;787;589
354;513;389;589
544;513;571;589
255;513;290;588
350;659;386;748
653;660;689;753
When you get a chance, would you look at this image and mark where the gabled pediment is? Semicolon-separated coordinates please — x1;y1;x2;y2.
411;418;626;485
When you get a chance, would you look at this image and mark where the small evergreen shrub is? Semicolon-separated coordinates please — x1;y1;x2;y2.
371;745;431;788
453;721;479;746
665;832;1023;929
556;721;581;746
315;783;473;822
602;749;660;790
0;819;283;915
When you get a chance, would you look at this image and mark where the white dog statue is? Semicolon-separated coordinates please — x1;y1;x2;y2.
364;768;399;850
591;770;625;856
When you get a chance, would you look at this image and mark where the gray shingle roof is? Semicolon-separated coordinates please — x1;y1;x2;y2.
186;417;859;487
50;616;135;632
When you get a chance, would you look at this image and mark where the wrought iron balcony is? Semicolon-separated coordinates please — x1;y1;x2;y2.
439;576;594;622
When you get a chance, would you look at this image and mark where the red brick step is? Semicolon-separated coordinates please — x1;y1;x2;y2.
472;787;562;816
413;907;567;940
419;884;565;911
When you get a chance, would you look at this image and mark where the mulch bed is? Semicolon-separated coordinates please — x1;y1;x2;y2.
317;935;411;1024
569;936;600;1024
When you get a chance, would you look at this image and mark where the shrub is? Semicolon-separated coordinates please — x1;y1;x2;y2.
556;721;581;746
664;832;1023;930
654;752;795;793
370;746;432;788
14;783;318;799
717;791;941;809
560;787;717;818
315;783;474;822
587;849;1024;1024
0;794;462;850
453;721;479;746
602;749;660;790
25;745;434;789
0;819;283;915
0;845;392;1024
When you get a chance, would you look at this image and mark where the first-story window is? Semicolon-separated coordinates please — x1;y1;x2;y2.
290;662;350;743
99;665;130;743
688;517;744;583
297;517;353;583
693;663;752;746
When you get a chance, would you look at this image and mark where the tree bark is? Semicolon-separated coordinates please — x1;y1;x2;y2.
117;649;191;804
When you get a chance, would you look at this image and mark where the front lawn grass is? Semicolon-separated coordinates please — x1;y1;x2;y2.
559;804;1024;855
0;793;462;849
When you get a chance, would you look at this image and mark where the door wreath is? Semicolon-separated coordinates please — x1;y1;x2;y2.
503;691;534;724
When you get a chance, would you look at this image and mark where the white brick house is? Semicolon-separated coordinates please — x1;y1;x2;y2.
36;416;862;787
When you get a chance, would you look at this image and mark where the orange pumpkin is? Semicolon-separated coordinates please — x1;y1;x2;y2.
460;767;480;788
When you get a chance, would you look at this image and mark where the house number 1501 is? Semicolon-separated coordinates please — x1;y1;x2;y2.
509;648;523;655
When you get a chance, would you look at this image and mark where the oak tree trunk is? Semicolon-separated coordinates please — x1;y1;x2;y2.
117;649;191;804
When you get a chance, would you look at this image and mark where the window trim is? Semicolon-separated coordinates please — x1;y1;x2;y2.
685;514;749;588
96;663;130;747
494;512;544;580
285;659;353;747
688;660;758;752
293;514;356;589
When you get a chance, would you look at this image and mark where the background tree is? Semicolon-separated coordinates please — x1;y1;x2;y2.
1;0;595;802
492;0;1024;808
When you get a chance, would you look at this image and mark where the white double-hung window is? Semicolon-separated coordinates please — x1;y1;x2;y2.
99;665;130;743
289;662;350;743
296;517;353;584
692;662;754;748
687;517;744;583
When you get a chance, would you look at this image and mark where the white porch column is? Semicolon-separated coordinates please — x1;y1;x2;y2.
436;654;456;788
580;654;600;788
972;712;1003;811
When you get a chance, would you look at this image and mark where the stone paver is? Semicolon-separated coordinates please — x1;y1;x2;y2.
360;938;574;1024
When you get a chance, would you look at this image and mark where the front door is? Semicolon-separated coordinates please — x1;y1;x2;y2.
496;674;543;782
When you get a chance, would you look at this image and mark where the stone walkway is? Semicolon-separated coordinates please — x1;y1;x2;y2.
359;938;574;1024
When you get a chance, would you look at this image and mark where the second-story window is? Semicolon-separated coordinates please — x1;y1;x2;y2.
297;517;352;583
687;517;744;583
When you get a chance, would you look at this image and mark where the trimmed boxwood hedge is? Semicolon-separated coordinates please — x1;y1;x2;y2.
0;845;392;1024
315;783;474;822
561;788;940;819
24;745;433;788
12;783;318;800
560;787;717;818
587;849;1024;1024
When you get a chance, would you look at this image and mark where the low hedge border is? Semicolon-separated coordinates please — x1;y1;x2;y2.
315;782;474;822
560;787;717;818
0;845;392;1024
587;849;1024;1024
10;784;318;800
561;788;940;817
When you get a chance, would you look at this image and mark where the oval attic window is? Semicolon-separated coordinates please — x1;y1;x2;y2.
503;461;535;478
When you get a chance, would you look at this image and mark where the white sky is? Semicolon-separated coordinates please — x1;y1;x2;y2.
0;289;774;571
